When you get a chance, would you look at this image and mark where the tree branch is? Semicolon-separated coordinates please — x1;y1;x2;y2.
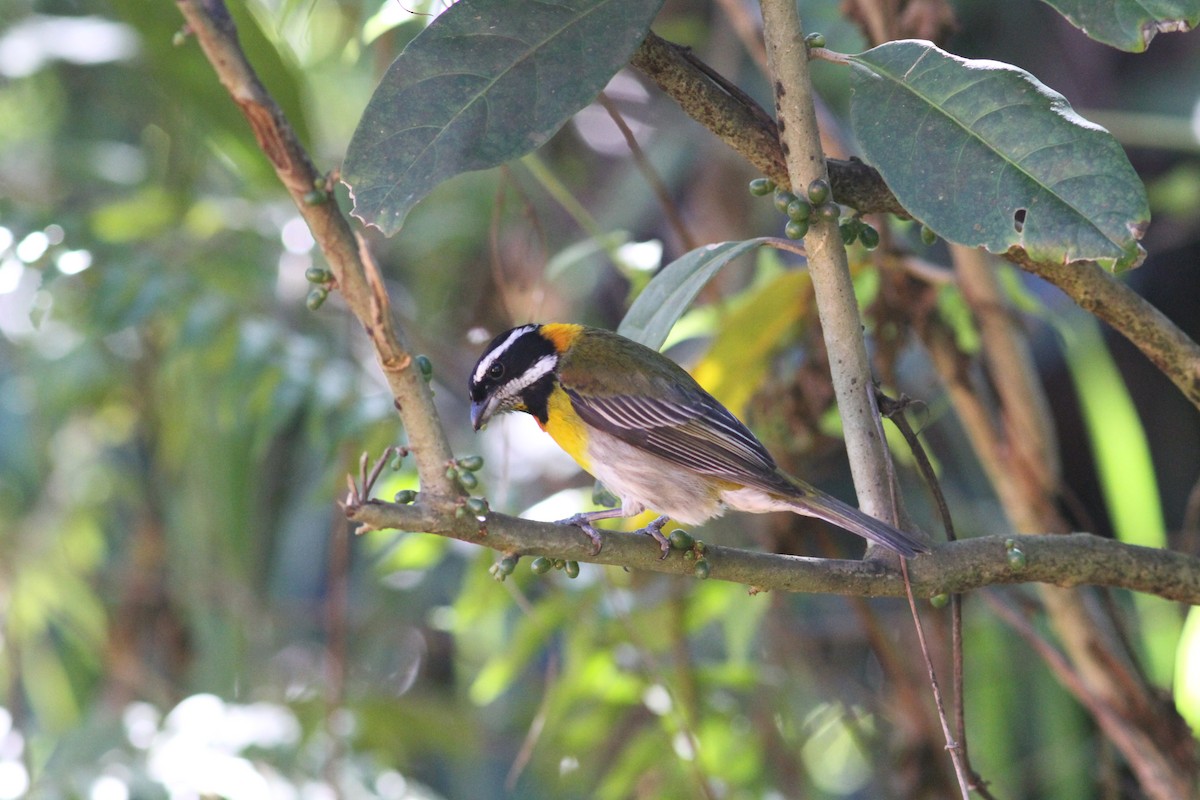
630;32;907;217
347;500;1200;604
174;0;461;502
758;0;909;534
1013;251;1200;409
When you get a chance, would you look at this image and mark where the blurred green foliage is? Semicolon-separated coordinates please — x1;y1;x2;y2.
1;0;1198;798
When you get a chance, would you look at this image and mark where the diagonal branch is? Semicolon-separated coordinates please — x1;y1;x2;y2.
174;0;460;502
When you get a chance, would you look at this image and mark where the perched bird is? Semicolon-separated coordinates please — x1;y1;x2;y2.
468;323;929;559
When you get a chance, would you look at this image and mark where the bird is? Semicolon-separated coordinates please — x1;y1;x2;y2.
468;323;929;559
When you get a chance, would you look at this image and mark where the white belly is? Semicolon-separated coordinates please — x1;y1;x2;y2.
585;428;725;524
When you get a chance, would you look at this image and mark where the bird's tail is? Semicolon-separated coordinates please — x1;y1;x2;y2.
785;489;930;558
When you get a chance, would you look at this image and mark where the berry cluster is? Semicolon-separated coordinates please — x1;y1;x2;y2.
749;177;880;248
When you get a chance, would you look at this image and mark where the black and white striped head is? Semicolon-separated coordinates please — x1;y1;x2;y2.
468;324;559;430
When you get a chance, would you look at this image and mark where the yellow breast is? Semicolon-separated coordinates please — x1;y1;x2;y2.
540;383;592;472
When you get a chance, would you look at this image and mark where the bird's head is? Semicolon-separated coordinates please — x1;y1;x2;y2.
468;324;559;430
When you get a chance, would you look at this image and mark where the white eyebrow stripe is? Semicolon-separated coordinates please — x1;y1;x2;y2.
504;354;557;397
473;324;537;384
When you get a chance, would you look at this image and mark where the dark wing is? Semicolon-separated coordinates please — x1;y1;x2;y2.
564;385;796;496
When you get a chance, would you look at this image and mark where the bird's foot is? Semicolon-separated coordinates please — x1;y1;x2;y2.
636;516;672;560
557;513;607;556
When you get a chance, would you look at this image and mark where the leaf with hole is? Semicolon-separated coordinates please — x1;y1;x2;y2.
849;40;1149;271
1039;0;1199;52
342;0;663;236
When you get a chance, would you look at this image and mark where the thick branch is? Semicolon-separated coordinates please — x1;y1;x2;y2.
175;0;460;501
1014;252;1200;409
348;501;1200;605
630;32;906;216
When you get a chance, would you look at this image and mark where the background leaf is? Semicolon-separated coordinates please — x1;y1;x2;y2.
343;0;664;235
617;238;775;349
849;40;1149;271
1039;0;1199;52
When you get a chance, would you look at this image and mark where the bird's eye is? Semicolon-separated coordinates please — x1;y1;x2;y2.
486;363;504;380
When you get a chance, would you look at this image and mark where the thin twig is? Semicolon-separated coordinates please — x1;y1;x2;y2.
901;559;971;799
505;654;557;791
880;392;999;799
597;92;699;251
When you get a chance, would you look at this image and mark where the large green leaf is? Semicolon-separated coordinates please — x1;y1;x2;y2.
849;40;1149;272
1039;0;1199;52
343;0;663;235
617;238;775;349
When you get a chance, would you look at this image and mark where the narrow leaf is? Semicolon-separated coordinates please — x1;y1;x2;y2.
617;238;776;350
1040;0;1199;52
343;0;663;235
849;40;1149;272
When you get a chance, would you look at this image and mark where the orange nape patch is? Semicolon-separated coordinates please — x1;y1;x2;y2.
539;323;584;355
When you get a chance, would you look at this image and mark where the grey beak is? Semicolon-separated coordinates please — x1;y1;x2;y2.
470;399;492;431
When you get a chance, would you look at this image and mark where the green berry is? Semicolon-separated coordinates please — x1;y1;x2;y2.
806;179;831;205
840;221;859;246
393;489;417;504
490;554;519;581
804;32;826;49
553;558;566;570
786;198;812;222
464;497;489;516
564;561;580;579
457;455;484;472
859;224;880;250
302;189;327;206
920;224;938;246
172;29;187;47
530;556;553;575
1005;539;1027;569
694;541;707;555
305;266;333;284
416;355;433;380
784;220;809;240
817;203;841;223
773;190;798;215
458;470;478;490
446;465;460;481
305;287;328;311
693;559;711;580
668;529;696;551
930;593;950;609
748;178;776;197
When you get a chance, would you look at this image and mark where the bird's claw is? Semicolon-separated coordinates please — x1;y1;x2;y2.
556;513;673;559
638;516;672;560
557;514;605;555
